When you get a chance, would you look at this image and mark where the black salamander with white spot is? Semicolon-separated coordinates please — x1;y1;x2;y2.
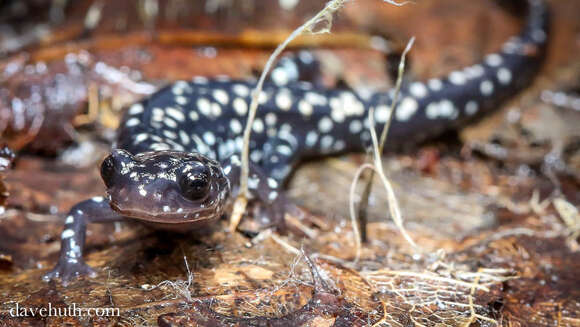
45;0;548;283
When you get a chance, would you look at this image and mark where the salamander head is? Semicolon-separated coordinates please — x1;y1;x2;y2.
100;149;230;224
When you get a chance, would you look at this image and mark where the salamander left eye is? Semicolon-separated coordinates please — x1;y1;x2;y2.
179;168;210;200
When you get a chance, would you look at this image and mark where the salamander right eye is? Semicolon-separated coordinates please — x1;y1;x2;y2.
101;156;116;188
179;167;210;200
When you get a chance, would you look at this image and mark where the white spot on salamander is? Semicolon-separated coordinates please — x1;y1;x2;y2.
164;117;177;128
197;98;212;116
305;131;318;147
318;117;333;133
179;130;191;145
465;101;479;115
128;103;144;115
277;145;292;156
374;105;391;123
395;97;419;122
497;68;512;84
267;178;278;188
428;79;443;91
166;107;185;122
175;96;187;105
203;131;216;145
334;140;346;151
265;113;277;126
409;82;428;98
272;67;289;85
213;89;229;105
230;119;243;134
279;0;299;11
211;102;222;117
276;89;293;111
233;98;248;116
349;120;363;134
485;53;503;67
252;119;265;133
480;80;494;96
223;165;232;174
193;76;208;84
163;130;177;139
320;135;333;150
138;184;147;197
426;100;458;119
268;191;278;201
298;100;313;117
464;64;485;79
62;229;75;239
248;176;260;189
532;29;546;43
449;71;467;85
65;215;74;224
189;111;199;121
126;118;140;127
305;92;327;106
232;84;250;97
439;100;457;118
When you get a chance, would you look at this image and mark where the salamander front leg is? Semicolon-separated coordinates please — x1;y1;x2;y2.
43;197;124;285
221;154;290;230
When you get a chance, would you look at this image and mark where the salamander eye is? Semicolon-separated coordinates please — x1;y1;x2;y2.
101;156;116;188
179;167;211;200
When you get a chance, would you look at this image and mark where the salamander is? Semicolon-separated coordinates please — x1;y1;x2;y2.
44;0;549;283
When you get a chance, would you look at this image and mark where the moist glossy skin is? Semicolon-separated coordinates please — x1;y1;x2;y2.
45;0;549;284
101;149;230;224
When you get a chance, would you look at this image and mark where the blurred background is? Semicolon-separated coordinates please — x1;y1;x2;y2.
0;1;579;326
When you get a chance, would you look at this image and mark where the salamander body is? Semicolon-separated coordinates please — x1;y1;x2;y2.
45;0;549;283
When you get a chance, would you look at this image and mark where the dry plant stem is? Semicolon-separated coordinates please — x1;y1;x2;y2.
350;37;416;258
228;194;247;232
464;269;498;326
301;247;332;292
357;37;415;243
239;0;350;197
231;0;349;231
271;234;302;256
349;159;417;263
155;255;194;302
349;163;375;261
378;37;415;148
369;108;419;250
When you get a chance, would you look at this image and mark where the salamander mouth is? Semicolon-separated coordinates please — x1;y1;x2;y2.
108;200;223;224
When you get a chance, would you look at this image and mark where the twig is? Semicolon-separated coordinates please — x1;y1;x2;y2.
368;107;419;250
349;69;419;261
356;37;415;243
270;233;302;256
349;163;375;261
